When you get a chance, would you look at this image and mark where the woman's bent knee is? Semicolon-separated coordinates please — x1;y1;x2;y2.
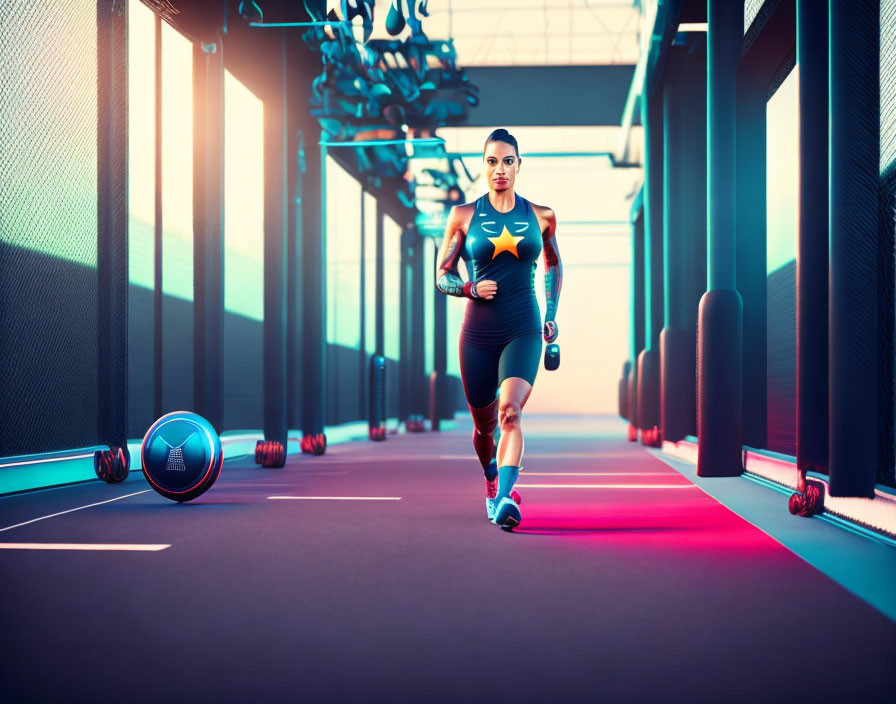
499;402;521;430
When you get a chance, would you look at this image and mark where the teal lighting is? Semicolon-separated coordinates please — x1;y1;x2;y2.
0;447;107;495
451;151;615;163
249;21;350;27
321;137;445;148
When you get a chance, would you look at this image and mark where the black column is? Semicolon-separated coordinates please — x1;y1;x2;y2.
399;228;412;423
375;205;385;356
627;208;645;438
287;128;305;435
97;0;128;452
192;40;225;432
358;189;367;422
290;36;322;438
796;0;828;473
637;72;664;444
410;230;425;419
684;41;708;441
262;36;290;446
697;0;743;477
301;140;325;437
661;39;705;444
828;0;880;497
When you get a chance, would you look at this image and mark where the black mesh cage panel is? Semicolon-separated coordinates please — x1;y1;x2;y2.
0;2;101;455
223;313;262;430
878;165;895;488
128;282;155;437
880;0;896;487
327;344;363;425
766;262;797;456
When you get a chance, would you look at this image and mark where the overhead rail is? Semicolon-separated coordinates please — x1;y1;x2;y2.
320;137;446;148
616;0;685;164
249;21;350;28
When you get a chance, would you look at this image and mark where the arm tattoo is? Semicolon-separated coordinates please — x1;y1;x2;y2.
436;223;477;298
543;232;562;321
437;271;466;296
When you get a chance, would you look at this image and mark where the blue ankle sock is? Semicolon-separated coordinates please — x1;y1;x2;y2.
493;465;522;526
496;465;520;503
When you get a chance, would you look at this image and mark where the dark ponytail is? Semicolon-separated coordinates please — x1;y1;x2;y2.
483;128;520;158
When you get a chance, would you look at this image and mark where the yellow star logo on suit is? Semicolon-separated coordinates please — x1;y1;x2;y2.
488;225;524;260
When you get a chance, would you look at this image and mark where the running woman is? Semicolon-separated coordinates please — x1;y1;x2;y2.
435;128;563;528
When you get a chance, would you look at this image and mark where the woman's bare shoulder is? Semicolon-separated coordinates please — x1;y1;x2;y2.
528;201;557;233
528;201;556;218
448;201;477;232
454;201;477;213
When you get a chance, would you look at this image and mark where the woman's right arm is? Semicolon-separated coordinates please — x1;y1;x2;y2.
436;206;475;298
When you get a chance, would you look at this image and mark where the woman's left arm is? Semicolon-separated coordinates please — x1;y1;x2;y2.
540;207;562;342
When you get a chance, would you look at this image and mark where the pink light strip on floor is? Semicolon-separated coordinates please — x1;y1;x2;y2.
268;496;402;501
438;453;643;460
514;484;699;489
0;543;170;551
520;472;674;476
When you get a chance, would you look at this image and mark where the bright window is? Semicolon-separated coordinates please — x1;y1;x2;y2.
367;0;640;65
161;21;193;301
384;215;402;361
766;68;799;276
326;156;362;348
128;0;155;289
224;71;264;321
364;191;378;356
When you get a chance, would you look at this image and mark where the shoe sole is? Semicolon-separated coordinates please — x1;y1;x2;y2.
493;499;521;528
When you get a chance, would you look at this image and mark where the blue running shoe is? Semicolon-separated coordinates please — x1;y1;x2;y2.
491;465;522;528
493;496;521;528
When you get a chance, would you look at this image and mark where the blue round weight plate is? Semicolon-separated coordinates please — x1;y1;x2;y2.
544;343;561;371
141;412;222;502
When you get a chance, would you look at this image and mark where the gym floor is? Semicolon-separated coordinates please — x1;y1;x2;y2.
2;416;894;703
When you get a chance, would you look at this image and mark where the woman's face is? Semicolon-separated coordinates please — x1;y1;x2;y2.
483;140;520;193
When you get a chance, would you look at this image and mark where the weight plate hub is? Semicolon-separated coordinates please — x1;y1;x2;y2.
141;412;222;502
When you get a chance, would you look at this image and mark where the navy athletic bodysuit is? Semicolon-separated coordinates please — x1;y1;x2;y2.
459;193;544;407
